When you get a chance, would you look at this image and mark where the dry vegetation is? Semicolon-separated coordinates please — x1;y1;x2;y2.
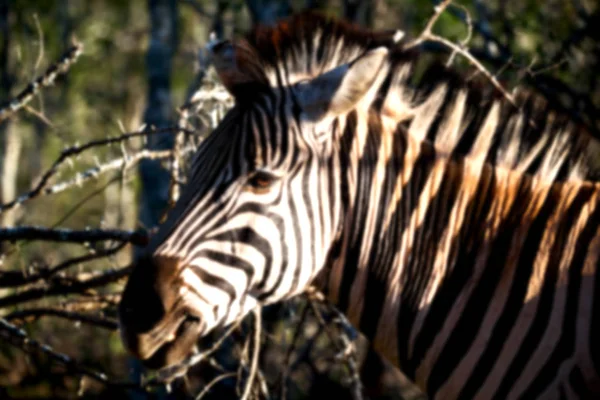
0;0;598;398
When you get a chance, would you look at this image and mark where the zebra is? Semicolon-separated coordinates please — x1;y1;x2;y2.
118;11;600;399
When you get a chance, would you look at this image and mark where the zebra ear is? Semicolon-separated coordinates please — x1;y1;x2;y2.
297;47;389;120
209;39;265;97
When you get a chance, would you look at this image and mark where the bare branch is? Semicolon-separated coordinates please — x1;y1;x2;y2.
150;319;243;384
195;372;237;400
179;0;213;19
0;39;83;123
0;242;127;288
240;307;262;400
407;0;453;49
0;266;132;309
0;128;194;213
427;33;517;106
0;318;111;384
4;308;118;330
280;300;311;399
308;293;363;400
0;226;148;245
405;2;517;107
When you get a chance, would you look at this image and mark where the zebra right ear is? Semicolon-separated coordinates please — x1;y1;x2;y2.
209;39;266;98
296;47;389;120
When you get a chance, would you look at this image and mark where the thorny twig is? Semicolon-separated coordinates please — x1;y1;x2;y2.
195;372;237;400
148;319;244;384
0;128;194;213
406;0;517;107
0;266;133;308
280;300;312;399
0;39;83;122
0;242;127;288
0;226;148;245
0;318;152;394
0;318;111;384
4;307;118;330
407;0;453;49
308;292;363;400
240;307;262;400
169;38;234;208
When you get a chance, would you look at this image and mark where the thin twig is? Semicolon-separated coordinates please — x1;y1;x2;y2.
407;0;453;49
0;226;148;245
24;104;55;127
0;318;149;394
280;300;311;399
150;319;243;384
0;318;110;383
240;307;262;400
405;1;517;107
4;308;118;330
195;372;237;400
0;242;126;288
0;128;193;213
32;14;45;72
445;2;473;66
308;294;363;400
1;147;194;213
0;266;132;309
0;39;83;122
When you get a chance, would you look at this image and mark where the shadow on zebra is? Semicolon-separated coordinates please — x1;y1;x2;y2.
118;10;600;400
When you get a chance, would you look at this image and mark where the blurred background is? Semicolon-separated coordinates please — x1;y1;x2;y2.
0;0;599;398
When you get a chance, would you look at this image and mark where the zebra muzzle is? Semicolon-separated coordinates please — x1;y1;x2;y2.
141;313;203;370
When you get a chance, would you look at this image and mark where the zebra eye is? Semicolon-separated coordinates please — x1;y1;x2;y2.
246;170;278;193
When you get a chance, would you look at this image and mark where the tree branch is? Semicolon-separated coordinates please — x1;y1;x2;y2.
0;130;194;213
0;39;83;123
0;226;148;245
0;242;127;288
4;308;118;330
0;266;132;309
0;318;111;383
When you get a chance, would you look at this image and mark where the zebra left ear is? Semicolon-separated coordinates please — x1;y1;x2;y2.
297;47;389;120
209;39;266;98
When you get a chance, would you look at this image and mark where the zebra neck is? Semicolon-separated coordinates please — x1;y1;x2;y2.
321;112;600;378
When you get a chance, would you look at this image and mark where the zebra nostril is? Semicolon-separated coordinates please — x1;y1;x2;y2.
184;313;201;324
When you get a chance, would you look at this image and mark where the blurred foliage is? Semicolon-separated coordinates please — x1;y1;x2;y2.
0;0;598;398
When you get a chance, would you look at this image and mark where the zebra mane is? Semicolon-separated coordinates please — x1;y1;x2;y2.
239;11;600;184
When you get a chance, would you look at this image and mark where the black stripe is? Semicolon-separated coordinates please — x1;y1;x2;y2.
427;174;539;396
388;138;445;377
358;115;406;338
194;249;255;284
337;112;383;313
407;165;496;379
493;188;597;399
290;134;316;293
591;215;600;381
189;266;237;301
459;186;592;398
230;203;287;297
569;365;597;399
286;175;305;294
320;118;353;297
519;190;598;398
207;228;273;290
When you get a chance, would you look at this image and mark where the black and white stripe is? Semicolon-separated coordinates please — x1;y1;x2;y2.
119;12;600;398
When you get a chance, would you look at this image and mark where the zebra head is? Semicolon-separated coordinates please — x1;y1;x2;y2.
118;14;394;369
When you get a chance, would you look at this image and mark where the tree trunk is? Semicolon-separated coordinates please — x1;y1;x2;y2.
136;0;178;243
130;0;179;396
245;0;291;25
0;0;21;228
343;0;375;27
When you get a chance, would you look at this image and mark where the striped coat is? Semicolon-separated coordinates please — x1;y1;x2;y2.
119;12;600;399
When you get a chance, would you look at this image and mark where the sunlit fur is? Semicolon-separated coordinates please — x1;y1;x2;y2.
119;12;600;398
